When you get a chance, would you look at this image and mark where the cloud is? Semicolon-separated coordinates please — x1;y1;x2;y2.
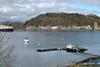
0;6;12;13
36;2;56;8
0;0;100;22
80;0;100;6
10;16;20;19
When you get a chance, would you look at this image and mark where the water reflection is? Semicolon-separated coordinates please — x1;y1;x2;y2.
0;31;100;67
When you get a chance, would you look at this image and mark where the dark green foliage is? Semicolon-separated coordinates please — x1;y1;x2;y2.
25;13;100;27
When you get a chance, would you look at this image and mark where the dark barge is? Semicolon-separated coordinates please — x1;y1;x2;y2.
36;44;88;53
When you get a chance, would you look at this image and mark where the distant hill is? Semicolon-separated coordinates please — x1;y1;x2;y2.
24;13;100;27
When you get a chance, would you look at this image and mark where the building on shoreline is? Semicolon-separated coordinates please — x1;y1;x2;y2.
93;22;100;30
26;25;93;31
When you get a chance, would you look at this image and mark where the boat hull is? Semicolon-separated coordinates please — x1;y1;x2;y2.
0;29;14;32
62;48;87;53
37;48;59;52
36;48;88;53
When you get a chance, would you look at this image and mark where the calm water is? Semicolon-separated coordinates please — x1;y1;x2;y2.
0;31;100;67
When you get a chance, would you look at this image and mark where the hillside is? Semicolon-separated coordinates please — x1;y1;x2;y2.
25;13;100;27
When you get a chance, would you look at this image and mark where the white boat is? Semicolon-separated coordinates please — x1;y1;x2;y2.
24;37;29;44
64;44;88;53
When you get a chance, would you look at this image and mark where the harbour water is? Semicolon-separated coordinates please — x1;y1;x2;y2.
0;31;100;67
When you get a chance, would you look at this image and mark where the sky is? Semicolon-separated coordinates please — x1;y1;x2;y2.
0;0;100;22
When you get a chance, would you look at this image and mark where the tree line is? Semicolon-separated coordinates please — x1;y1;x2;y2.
25;13;100;27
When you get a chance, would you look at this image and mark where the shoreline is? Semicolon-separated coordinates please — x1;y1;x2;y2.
25;29;100;32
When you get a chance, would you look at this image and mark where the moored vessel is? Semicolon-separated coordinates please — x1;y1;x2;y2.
64;44;88;53
36;44;88;53
0;24;14;32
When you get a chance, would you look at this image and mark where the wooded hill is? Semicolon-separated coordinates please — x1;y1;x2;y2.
25;13;100;27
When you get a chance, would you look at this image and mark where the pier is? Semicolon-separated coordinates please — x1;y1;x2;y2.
67;53;100;67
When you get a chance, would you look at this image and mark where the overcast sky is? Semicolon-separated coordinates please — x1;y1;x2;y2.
0;0;100;22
